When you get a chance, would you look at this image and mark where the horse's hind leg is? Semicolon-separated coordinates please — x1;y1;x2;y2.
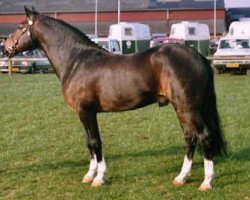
198;158;214;191
173;109;203;186
79;107;106;187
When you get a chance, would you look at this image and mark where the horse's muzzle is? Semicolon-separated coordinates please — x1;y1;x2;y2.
4;46;16;58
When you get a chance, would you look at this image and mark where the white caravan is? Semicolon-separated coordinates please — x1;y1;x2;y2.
170;21;210;56
108;22;151;54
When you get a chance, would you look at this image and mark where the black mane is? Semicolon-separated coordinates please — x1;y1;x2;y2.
39;14;103;50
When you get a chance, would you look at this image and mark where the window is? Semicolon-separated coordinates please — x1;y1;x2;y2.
124;28;133;36
0;45;3;58
156;0;181;2
110;40;121;52
188;27;196;36
219;39;250;49
98;41;109;51
220;40;230;49
195;0;215;1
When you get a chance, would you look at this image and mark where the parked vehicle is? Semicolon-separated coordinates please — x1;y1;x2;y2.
209;38;219;55
91;37;122;54
170;21;210;56
151;33;167;39
150;37;184;48
213;21;250;75
108;22;151;54
0;42;4;58
0;49;51;73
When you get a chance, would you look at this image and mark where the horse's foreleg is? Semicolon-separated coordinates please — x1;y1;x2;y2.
92;156;106;187
79;108;106;187
82;154;97;183
82;154;106;187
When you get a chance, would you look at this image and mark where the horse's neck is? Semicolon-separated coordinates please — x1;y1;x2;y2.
35;22;99;80
39;39;76;79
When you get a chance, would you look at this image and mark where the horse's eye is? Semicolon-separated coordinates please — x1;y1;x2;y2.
17;24;25;29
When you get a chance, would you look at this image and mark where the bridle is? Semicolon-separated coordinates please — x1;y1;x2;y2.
7;24;30;55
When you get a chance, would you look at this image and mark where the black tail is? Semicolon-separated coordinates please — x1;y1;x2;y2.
200;58;227;159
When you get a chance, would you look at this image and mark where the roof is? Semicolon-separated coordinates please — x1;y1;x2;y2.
148;0;225;10
0;0;225;13
227;8;250;20
0;0;149;13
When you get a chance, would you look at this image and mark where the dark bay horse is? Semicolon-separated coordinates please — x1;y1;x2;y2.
4;7;226;190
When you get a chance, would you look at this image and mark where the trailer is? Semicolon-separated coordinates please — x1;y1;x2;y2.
108;22;151;54
170;21;210;56
227;21;250;38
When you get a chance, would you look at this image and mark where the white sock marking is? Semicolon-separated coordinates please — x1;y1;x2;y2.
201;158;214;187
175;155;193;183
84;154;97;179
93;157;106;183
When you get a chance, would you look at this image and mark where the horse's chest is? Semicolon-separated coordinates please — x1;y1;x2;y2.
62;84;94;113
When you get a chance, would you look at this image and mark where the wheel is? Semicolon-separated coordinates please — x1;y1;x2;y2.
39;68;45;74
31;63;36;74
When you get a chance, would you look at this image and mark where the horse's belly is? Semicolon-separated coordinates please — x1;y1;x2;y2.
98;93;156;112
98;99;139;112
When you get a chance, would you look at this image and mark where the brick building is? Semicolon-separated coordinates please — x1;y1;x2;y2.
0;0;226;37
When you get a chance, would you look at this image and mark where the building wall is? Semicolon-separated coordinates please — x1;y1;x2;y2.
0;9;226;37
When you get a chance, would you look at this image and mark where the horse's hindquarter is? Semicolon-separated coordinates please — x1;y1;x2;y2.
157;44;209;108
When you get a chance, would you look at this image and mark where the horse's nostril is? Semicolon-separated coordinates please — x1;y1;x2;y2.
7;48;13;53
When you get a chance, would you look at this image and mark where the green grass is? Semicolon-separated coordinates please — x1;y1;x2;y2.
0;74;249;199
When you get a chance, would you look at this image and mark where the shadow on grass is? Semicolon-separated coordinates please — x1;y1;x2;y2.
216;147;250;164
229;147;250;161
106;146;250;185
213;147;250;188
107;145;185;161
1;146;184;177
219;168;249;186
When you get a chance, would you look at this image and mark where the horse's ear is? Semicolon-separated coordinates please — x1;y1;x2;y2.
24;6;32;17
24;6;38;25
31;6;37;13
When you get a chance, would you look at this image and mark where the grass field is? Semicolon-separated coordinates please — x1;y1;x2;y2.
0;74;249;199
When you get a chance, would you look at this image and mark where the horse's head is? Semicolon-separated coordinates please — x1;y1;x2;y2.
3;6;39;58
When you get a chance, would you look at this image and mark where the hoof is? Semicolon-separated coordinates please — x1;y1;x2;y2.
172;178;185;186
82;176;94;183
91;180;105;187
198;184;212;191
